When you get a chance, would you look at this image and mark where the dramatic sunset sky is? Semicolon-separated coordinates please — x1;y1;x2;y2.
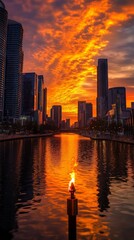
4;0;134;123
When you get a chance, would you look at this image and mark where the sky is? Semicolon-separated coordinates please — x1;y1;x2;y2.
4;0;134;123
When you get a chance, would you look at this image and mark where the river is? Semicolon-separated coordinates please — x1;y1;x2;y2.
0;133;134;239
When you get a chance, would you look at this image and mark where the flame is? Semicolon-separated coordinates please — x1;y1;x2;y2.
69;171;76;191
68;158;78;192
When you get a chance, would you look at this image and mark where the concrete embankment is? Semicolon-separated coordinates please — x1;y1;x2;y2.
0;133;54;142
89;135;134;145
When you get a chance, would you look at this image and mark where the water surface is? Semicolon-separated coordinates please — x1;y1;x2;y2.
0;133;134;239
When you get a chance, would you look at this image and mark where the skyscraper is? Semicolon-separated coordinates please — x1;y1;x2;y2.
51;105;62;128
42;88;47;123
22;73;38;117
78;101;93;128
108;87;126;111
78;101;86;128
4;19;23;121
86;103;93;124
0;1;8;121
97;59;108;118
38;75;44;111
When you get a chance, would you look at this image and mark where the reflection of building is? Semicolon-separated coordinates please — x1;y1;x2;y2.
50;105;62;128
22;72;38;118
0;140;22;235
108;87;126;111
96;141;128;212
78;101;93;128
0;1;8;121
96;141;110;212
97;59;108;118
4;20;23;121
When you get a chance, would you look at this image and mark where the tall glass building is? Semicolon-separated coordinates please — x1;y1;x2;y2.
97;59;108;118
22;73;38;117
4;19;23;121
51;105;62;128
108;87;126;111
0;0;8;121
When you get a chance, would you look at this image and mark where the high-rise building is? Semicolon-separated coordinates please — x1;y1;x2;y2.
22;73;38;117
0;1;8;121
108;87;126;111
42;88;47;123
38;75;44;111
131;102;134;109
66;119;70;129
97;59;108;118
50;105;62;128
78;101;93;128
78;101;86;128
86;103;93;125
4;19;23;121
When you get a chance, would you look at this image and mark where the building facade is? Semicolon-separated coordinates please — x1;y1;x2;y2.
108;87;126;112
0;1;8;121
42;88;47;123
51;105;62;128
97;59;108;118
78;101;93;128
78;101;86;128
38;75;44;111
4;19;23;121
86;103;93;125
22;73;38;117
131;102;134;109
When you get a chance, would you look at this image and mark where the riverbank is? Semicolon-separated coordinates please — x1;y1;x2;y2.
89;134;134;145
0;132;133;145
0;132;54;142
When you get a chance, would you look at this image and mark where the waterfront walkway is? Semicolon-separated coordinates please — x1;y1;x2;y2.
89;134;134;145
0;133;53;142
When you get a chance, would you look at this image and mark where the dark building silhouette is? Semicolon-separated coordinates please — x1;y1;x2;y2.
50;105;62;128
43;87;47;123
22;72;38;117
78;101;86;128
97;59;108;118
4;19;23;121
38;75;44;111
108;87;126;111
0;1;8;121
86;103;93;125
78;101;93;128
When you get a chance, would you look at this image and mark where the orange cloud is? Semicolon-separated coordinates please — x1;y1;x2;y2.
19;0;134;123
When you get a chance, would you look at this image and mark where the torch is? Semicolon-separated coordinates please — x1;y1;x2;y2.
67;171;78;240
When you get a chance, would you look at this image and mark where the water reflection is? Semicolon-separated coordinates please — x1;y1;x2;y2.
0;134;134;240
96;141;111;212
0;140;22;239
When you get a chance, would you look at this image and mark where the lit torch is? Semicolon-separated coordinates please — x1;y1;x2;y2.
68;171;76;199
67;164;78;240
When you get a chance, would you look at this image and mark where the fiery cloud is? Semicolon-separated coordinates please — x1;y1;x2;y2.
5;0;134;122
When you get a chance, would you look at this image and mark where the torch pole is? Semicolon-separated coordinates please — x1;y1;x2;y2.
67;183;78;240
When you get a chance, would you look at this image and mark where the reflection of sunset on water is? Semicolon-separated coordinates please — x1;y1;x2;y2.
0;134;134;239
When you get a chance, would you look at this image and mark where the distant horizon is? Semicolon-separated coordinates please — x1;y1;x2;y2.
4;0;134;123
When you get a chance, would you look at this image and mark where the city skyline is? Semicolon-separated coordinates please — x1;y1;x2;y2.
4;0;134;123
